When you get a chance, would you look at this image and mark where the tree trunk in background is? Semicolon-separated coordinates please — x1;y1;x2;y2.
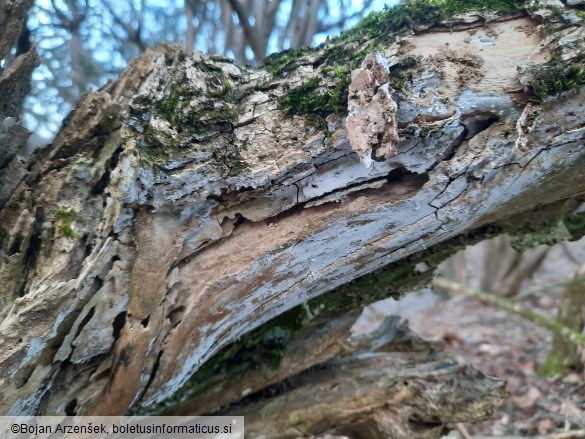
2;1;585;437
544;264;585;373
439;235;550;297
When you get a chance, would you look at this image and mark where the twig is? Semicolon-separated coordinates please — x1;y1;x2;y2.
432;277;585;348
225;0;264;61
566;381;585;397
455;422;473;439
559;242;582;266
513;276;585;302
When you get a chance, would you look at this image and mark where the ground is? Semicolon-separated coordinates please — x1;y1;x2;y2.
411;294;584;437
350;237;585;438
305;286;584;438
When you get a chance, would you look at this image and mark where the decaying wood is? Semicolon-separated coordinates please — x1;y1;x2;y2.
1;0;585;436
220;317;505;439
165;309;365;416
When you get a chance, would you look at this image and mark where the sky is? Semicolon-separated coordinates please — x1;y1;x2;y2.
23;0;398;140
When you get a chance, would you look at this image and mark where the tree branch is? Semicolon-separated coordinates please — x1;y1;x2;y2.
225;0;264;61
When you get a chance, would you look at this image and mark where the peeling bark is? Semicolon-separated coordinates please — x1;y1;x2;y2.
347;52;399;165
1;1;585;437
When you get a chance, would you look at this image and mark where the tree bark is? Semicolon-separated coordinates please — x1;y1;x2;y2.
1;1;585;437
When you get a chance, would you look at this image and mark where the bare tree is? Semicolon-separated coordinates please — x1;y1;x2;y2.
543;263;585;373
24;0;375;137
439;235;550;297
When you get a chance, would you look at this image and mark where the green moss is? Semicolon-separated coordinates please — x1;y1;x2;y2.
278;44;370;125
152;63;231;127
527;56;585;102
510;212;585;252
155;83;182;124
437;0;523;15
54;209;77;222
307;220;531;315
314;46;357;68
308;241;460;315
213;80;232;99
261;47;314;76
264;0;522;80
140;127;174;160
58;225;77;239
511;223;569;252
254;326;291;370
148;305;310;412
180;102;236;136
340;0;522;43
136;63;240;165
54;209;78;239
565;212;585;240
390;55;420;91
279;44;418;124
214;305;309;372
277;0;522;122
347;1;440;39
280;76;350;119
208;55;235;63
192;60;223;74
538;355;566;376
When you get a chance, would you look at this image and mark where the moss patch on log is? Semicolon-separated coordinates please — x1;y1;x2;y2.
340;0;523;43
390;55;420;91
511;212;585;252
146;306;310;413
281;75;350;119
130;60;247;175
526;56;585;102
308;223;506;315
54;209;79;239
277;0;523;126
261;47;314;77
262;0;523;80
278;45;371;126
208;305;308;372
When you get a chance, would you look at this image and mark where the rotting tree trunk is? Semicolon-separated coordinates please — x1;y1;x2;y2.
2;1;585;437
